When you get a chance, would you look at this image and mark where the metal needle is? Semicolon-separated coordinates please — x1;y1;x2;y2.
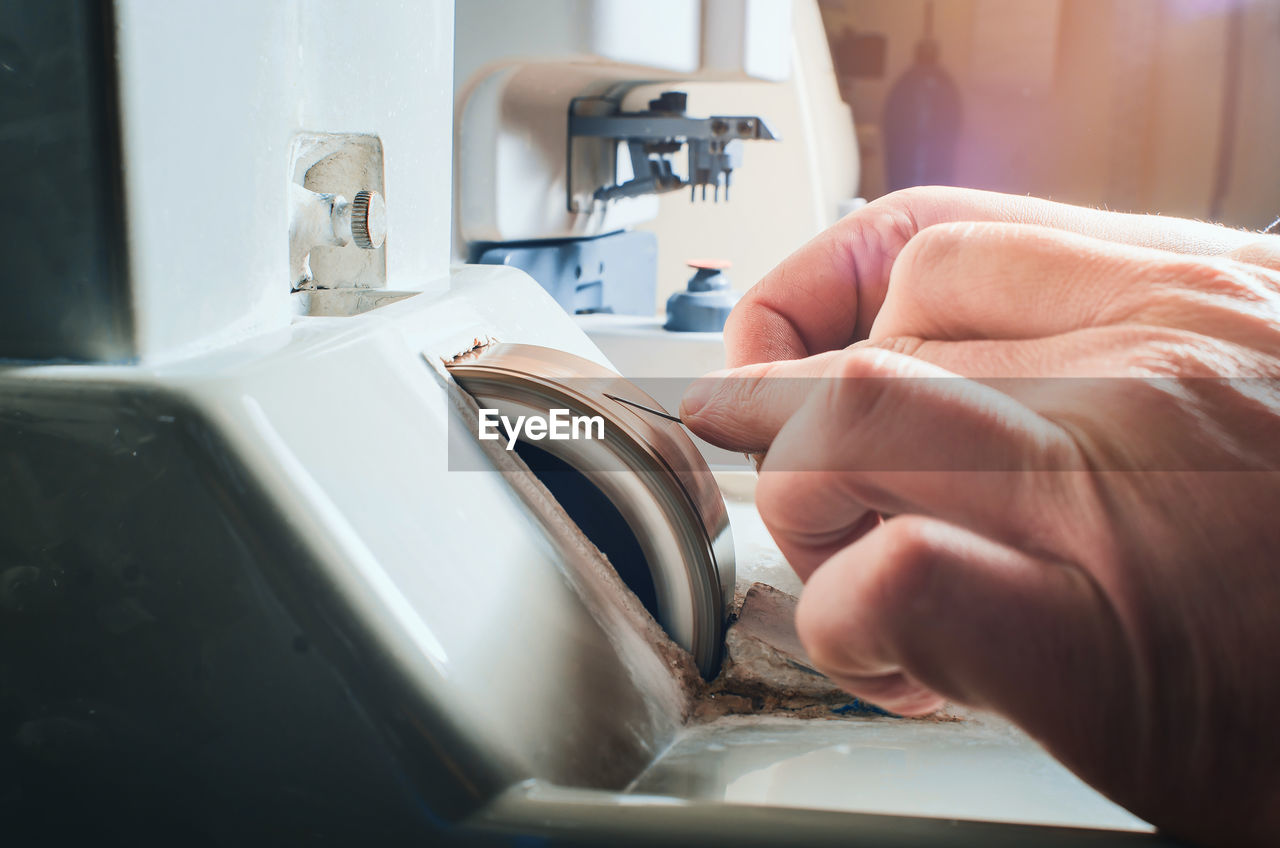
603;393;683;424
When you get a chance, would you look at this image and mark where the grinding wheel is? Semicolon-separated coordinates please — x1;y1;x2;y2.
447;343;734;678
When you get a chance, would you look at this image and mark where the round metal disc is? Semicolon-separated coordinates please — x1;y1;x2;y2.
447;343;734;678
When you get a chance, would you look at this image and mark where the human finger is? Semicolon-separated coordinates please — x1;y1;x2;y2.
752;349;1088;580
726;186;1263;368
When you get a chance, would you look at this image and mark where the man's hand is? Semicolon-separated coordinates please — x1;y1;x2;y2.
680;187;1280;845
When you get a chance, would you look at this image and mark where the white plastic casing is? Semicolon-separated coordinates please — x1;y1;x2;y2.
453;0;793;248
112;0;456;361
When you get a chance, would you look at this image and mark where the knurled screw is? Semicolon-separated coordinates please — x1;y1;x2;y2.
350;190;387;250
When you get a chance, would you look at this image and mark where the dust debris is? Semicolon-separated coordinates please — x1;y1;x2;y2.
693;582;967;723
443;336;496;366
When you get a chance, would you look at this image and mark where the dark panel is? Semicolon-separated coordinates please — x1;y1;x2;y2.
0;1;132;362
0;385;510;846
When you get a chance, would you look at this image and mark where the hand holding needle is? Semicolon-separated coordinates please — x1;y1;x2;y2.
607;391;761;470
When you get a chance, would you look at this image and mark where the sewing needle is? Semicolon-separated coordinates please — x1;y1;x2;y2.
603;393;683;424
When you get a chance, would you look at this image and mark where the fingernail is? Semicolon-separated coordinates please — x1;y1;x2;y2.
680;369;730;418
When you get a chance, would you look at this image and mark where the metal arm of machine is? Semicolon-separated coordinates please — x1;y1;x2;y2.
567;91;778;209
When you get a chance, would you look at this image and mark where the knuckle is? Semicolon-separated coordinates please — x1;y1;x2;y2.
896;222;968;273
709;370;758;409
1104;259;1280;352
1228;237;1280;274
1165;257;1252;297
1120;329;1246;378
840;192;926;277
824;350;881;381
869;335;926;358
821;352;896;424
687;371;773;444
1117;258;1255;316
873;185;948;226
877;185;935;209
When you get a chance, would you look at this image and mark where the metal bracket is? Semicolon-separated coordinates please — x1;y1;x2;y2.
566;91;778;213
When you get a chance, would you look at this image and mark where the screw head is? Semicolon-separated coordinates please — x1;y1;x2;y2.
351;190;386;249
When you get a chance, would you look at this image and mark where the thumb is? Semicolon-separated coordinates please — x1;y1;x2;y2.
679;352;843;452
795;516;1136;784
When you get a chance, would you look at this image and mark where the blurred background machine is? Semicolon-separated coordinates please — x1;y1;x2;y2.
7;0;1267;845
822;0;1280;229
454;0;860;379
